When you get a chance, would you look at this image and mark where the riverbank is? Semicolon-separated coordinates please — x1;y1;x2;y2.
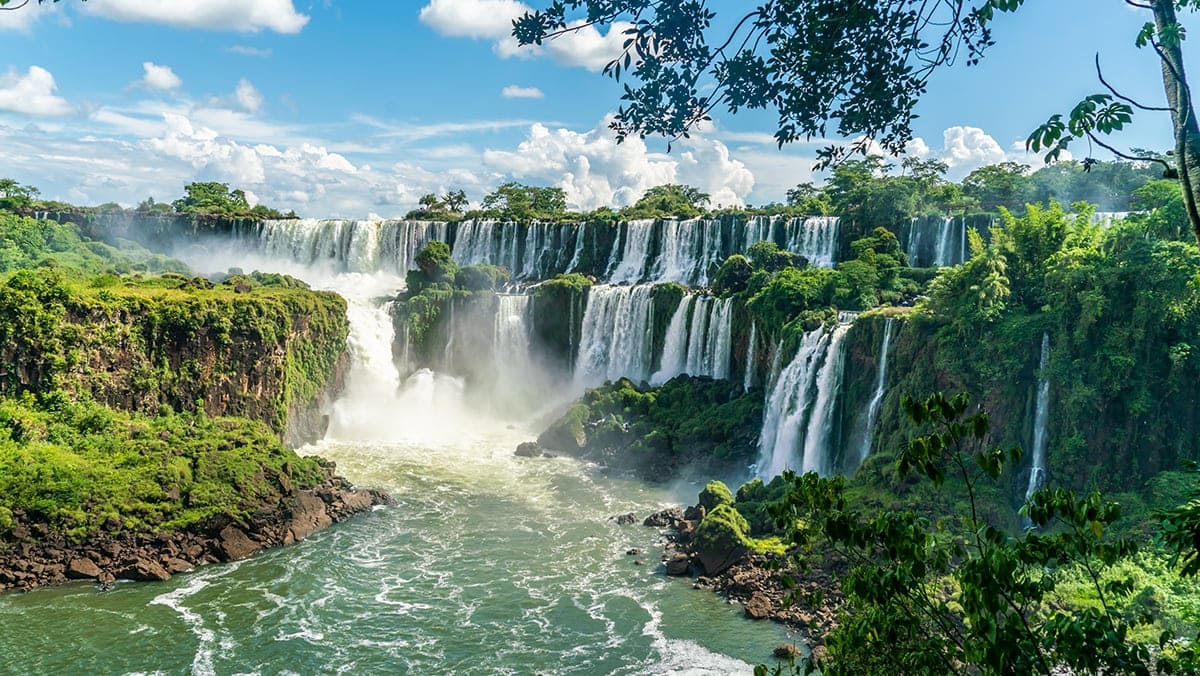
0;463;388;593
633;503;845;653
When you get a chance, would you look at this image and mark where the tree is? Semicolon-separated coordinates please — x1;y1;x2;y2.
442;189;468;213
0;179;39;211
514;1;1200;244
623;183;710;218
962;162;1035;212
481;182;567;220
785;183;833;215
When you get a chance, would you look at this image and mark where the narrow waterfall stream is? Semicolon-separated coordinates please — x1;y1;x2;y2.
1025;333;1053;504
858;318;895;465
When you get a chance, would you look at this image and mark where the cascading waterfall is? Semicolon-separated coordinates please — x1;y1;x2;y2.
757;321;850;478
651;295;694;384
608;220;656;283
1024;333;1052;504
649;295;734;385
934;217;956;267
253;218;450;274
573;284;656;386
758;331;830;478
743;322;758;392
858;318;895;464
494;294;533;380
783;216;841;268
798;323;851;476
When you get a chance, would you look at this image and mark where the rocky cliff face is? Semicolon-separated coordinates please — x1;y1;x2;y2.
0;270;348;447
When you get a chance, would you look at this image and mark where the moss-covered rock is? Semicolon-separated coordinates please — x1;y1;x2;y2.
536;375;763;481
698;480;734;512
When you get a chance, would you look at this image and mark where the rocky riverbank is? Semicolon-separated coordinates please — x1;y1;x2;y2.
632;504;845;652
0;464;389;594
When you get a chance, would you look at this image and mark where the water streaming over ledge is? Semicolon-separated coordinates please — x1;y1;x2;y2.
238;215;845;285
757;321;852;479
858;318;895;465
1025;333;1053;504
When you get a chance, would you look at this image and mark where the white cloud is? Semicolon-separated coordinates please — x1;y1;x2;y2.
542;20;632;71
501;85;544;99
938;126;1008;174
235;79;264;113
83;0;308;33
419;0;628;70
228;45;273;58
0;66;72;116
140;62;182;91
418;0;528;39
0;1;59;32
482;117;754;210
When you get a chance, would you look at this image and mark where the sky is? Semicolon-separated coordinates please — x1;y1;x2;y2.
0;0;1193;217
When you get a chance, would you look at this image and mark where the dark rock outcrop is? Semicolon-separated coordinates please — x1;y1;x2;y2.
0;469;390;594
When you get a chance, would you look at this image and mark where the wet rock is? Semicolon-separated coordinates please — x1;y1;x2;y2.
612;513;637;526
665;553;691;577
121;559;171;583
643;507;685;528
66;558;102;580
514;441;547;458
773;643;800;660
743;592;774;620
626;548;641;556
215;526;260;562
165;558;193;574
288;491;334;542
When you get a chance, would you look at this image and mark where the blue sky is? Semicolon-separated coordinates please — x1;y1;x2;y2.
0;0;1192;217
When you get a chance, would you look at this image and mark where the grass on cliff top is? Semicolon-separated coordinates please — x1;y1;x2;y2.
0;392;327;541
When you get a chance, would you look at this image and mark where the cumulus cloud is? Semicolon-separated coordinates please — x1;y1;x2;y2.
938;126;1008;172
501;85;544;99
482;117;753;210
418;0;526;39
83;0;308;33
0;1;57;31
0;66;72;116
420;0;628;70
235;79;264;113
140;62;182;91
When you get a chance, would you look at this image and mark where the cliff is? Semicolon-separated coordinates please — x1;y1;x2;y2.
0;268;348;447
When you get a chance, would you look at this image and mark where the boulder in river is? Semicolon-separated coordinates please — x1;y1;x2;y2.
664;553;691;576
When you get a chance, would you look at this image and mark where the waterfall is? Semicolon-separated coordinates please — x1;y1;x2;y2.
758;320;851;478
758;331;831;478
906;217;923;267
573;284;656;386
782;216;840;268
709;298;734;379
743;322;758;392
608;219;655;283
494;294;533;375
254;218;449;274
798;324;850;476
858;318;895;464
1024;333;1052;503
651;295;694;385
648;295;734;385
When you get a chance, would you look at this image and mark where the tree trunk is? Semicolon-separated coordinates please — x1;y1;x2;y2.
1153;0;1200;245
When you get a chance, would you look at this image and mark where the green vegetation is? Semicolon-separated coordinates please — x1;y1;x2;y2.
170;182;285;219
765;393;1199;675
477;182;569;221
536;376;763;479
0;393;326;540
0;212;187;275
405;190;469;221
621;184;711;219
